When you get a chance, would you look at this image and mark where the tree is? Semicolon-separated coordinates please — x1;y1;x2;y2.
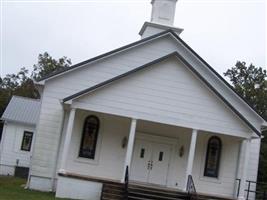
32;52;71;80
224;61;267;118
0;52;71;117
0;68;39;117
224;61;267;188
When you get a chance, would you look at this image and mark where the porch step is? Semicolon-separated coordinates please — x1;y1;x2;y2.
128;184;188;200
196;194;235;200
101;182;234;200
101;182;126;200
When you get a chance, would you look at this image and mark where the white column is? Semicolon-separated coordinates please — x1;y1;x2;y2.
184;129;198;190
237;139;251;200
59;108;76;173
121;118;137;182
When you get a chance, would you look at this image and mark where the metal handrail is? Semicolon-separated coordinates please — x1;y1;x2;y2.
236;179;267;200
124;165;129;200
187;175;198;200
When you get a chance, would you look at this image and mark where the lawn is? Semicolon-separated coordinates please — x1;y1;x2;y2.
0;176;70;200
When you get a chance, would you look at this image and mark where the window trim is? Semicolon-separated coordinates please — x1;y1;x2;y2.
78;115;100;159
204;136;222;178
21;131;33;152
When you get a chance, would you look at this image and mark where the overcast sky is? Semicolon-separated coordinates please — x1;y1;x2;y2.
0;0;266;78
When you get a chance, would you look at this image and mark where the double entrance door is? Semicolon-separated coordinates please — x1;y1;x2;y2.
130;137;171;186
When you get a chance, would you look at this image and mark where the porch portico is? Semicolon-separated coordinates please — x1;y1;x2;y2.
56;107;252;200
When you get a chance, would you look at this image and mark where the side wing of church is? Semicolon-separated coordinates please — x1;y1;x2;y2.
0;96;41;178
27;1;267;200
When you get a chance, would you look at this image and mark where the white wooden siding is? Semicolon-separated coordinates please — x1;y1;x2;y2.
30;36;183;180
0;122;35;174
63;111;130;180
74;58;251;138
170;34;264;130
236;138;261;199
192;133;240;197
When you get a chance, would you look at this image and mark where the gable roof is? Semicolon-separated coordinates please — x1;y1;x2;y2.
62;52;261;136
36;29;266;124
1;96;41;125
36;29;173;82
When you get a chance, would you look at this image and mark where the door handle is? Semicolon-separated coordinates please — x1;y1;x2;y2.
147;161;151;170
147;160;153;170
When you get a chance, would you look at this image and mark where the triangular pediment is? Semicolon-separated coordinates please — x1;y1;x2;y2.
71;54;254;138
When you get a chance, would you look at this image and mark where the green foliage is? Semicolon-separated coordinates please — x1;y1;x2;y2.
224;61;267;118
32;52;71;80
224;61;267;185
0;68;38;117
0;52;71;117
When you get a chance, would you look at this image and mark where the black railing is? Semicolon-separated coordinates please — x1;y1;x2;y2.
236;179;267;200
236;178;241;197
124;165;129;200
186;175;198;200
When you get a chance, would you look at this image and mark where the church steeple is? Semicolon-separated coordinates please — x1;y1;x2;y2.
151;0;177;26
139;0;183;38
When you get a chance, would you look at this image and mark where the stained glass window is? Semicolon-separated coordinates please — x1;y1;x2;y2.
204;136;222;178
79;115;100;159
21;131;33;151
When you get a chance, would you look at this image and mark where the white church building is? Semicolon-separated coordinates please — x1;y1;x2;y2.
27;0;266;200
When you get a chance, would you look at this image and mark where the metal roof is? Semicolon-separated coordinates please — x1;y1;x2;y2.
1;96;41;125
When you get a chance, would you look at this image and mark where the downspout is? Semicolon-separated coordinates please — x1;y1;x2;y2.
51;104;66;191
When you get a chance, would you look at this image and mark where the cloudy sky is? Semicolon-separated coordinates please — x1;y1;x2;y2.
0;0;266;78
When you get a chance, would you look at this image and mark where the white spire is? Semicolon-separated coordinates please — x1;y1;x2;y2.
151;0;178;26
139;0;183;38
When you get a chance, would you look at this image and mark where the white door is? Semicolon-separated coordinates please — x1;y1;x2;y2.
130;139;153;183
130;139;171;186
148;142;171;185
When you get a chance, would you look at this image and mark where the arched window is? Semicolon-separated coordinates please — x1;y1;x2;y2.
204;136;222;178
79;115;100;159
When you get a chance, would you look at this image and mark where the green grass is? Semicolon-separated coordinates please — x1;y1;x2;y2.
0;176;70;200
